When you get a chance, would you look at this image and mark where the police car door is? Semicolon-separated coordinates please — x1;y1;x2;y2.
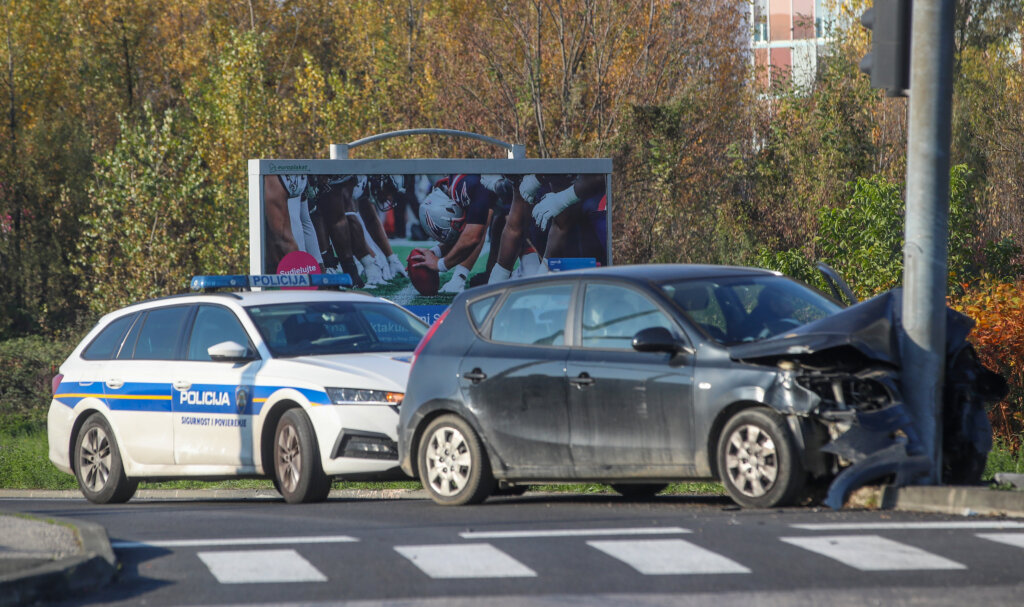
172;304;260;467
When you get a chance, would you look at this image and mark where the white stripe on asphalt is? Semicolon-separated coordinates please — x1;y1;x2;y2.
395;543;537;579
198;549;327;583
977;533;1024;549
588;539;751;575
780;535;966;571
459;527;690;539
112;535;358;549
791;522;1024;531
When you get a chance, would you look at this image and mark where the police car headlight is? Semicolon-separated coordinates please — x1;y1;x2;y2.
326;387;403;405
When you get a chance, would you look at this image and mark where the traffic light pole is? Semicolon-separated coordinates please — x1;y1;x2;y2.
902;0;956;484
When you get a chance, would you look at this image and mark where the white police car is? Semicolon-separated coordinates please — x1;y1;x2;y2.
48;274;427;504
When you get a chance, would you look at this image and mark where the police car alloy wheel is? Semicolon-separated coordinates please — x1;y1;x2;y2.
274;409;332;504
417;414;495;506
74;415;138;504
717;408;806;508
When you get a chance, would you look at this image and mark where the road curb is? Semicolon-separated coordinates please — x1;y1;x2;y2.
881;485;1024;518
0;488;430;501
0;514;117;607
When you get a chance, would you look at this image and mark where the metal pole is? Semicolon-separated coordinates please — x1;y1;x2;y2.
902;0;955;484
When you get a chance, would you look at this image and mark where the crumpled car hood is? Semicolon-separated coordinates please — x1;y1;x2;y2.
728;289;974;367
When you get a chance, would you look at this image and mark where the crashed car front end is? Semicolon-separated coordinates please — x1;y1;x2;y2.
729;289;1006;509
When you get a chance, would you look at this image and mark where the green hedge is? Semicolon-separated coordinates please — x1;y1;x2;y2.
0;334;81;432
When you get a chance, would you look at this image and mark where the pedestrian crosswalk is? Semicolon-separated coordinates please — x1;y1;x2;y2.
116;527;1024;585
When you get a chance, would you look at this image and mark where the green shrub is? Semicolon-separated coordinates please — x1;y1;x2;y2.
0;334;82;431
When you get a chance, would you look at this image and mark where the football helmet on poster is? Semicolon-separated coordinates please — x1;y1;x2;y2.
418;187;465;247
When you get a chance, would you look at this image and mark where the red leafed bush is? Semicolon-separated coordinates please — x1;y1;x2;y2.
951;279;1024;451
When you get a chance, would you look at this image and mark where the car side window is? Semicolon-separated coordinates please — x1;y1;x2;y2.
131;306;192;360
467;295;499;330
489;285;572;346
666;282;730;340
81;313;138;360
187;305;251;361
581;284;675;349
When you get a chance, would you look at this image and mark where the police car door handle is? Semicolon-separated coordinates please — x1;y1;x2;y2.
569;373;595;388
173;380;191;391
462;369;487;383
105;379;124;389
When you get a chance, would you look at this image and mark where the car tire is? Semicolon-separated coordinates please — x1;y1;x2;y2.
274;409;332;504
74;415;138;504
610;483;668;499
717;408;805;508
418;415;495;506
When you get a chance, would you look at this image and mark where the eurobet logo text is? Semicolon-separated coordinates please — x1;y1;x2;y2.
250;274;312;288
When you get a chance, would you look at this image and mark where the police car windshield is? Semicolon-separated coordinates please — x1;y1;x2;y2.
245;301;428;357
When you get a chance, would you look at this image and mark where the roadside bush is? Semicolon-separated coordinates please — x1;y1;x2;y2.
952;278;1024;451
0;334;81;432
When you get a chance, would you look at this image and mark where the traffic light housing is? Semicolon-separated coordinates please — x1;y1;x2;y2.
859;0;912;97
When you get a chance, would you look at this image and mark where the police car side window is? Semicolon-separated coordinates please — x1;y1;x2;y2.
187;305;251;361
131;306;192;360
82;313;137;360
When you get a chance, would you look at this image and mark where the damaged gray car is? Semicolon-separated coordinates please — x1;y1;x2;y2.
396;264;1005;507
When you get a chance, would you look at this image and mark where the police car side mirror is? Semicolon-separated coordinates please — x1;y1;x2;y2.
208;341;256;362
632;327;694;356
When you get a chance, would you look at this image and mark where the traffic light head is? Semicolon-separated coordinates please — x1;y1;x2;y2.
859;0;912;97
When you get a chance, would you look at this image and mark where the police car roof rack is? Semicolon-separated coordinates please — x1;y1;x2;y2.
190;274;353;293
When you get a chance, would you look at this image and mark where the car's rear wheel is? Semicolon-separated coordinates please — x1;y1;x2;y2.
274;409;332;504
610;483;668;499
418;415;495;506
74;415;138;504
718;408;805;508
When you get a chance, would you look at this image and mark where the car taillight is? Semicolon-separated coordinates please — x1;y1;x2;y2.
51;373;64;395
411;308;450;371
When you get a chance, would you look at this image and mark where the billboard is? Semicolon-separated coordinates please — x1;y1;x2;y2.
249;158;612;322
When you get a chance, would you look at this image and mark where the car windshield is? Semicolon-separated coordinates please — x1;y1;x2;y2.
245;301;428;357
661;275;842;345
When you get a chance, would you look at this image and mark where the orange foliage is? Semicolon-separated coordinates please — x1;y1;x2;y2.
951;279;1024;450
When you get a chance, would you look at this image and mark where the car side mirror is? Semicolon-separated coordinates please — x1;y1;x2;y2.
208;341;256;362
632;327;694;355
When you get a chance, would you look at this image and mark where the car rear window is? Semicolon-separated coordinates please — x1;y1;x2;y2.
81;313;138;360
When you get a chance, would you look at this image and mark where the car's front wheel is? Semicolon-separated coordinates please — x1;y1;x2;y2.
274;409;332;504
717;408;805;508
418;414;495;506
74;415;138;504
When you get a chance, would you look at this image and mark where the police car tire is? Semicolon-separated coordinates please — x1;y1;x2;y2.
74;415;138;504
417;415;495;506
274;409;332;504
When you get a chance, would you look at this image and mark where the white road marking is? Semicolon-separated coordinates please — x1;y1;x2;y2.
112;535;358;549
780;535;966;571
197;549;327;583
395;543;537;579
588;539;751;575
459;526;690;539
791;521;1024;531
977;533;1024;549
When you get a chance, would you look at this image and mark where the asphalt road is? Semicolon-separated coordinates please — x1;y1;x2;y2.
5;492;1024;606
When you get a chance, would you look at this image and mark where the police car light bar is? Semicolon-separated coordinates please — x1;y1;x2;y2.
190;274;353;292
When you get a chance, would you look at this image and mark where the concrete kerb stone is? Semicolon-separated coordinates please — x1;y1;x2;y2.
0;512;117;607
880;485;1024;518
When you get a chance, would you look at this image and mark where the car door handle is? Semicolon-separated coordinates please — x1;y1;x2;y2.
105;379;124;389
462;369;487;384
173;380;191;391
569;373;595;388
